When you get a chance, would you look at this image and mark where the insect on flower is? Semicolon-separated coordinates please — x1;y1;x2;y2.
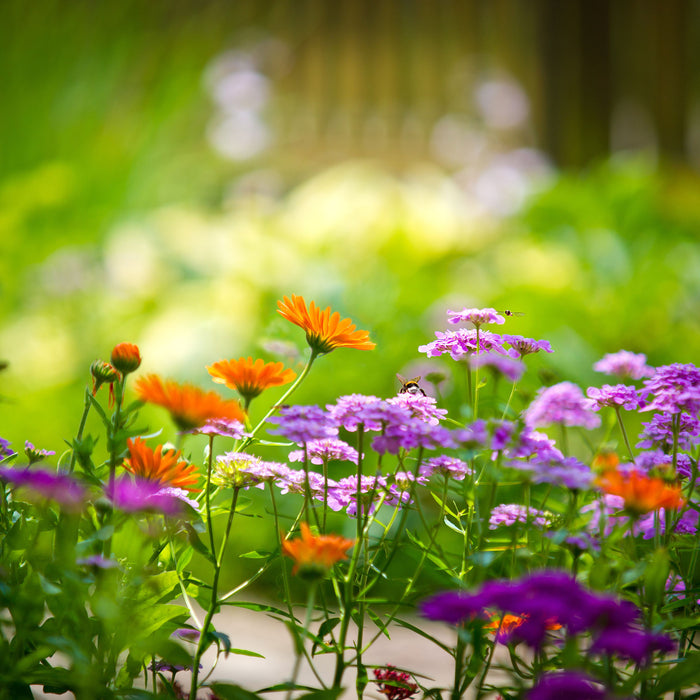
396;374;426;396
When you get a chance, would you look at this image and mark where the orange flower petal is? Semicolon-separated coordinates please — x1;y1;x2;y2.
596;469;685;515
277;295;375;355
124;437;200;492
282;522;355;576
207;357;296;403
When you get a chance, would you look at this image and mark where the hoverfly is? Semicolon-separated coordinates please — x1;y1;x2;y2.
397;374;426;396
502;310;525;317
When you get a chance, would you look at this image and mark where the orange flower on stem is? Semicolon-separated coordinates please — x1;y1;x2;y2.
111;342;142;374
485;614;561;644
124;437;200;492
207;357;296;408
277;295;376;355
282;522;355;579
596;468;685;515
134;374;246;431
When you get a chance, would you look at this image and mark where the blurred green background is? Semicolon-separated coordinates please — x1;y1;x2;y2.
2;0;700;455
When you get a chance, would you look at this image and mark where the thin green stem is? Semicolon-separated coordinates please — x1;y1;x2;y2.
614;406;634;462
286;582;318;700
68;386;92;473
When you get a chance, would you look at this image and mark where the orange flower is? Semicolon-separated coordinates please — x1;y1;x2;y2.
207;357;296;405
277;295;376;355
134;374;246;431
485;614;561;644
111;342;142;374
592;451;620;473
124;437;200;492
282;522;355;579
596;469;685;515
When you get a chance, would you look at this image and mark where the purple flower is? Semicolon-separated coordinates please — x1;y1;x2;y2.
420;591;484;625
549;531;600;552
594;350;654;380
0;437;15;461
420;455;472;481
502;334;554;357
24;441;56;464
469;352;525;382
288;438;359;465
590;628;674;664
586;384;647;411
327;394;407;432
524;382;601;430
371;419;455;455
528;671;607;700
387;393;448;425
507;427;563;462
105;477;193;516
642;363;700;415
267;405;338;443
215;453;284;489
331;475;411;517
491;420;517;451
274;467;346;511
192;418;248;439
76;555;119;569
446;307;505;327
509;453;594;490
637;412;700;451
418;329;508;361
0;466;86;511
489;504;552;529
453;420;488;449
173;628;201;642
637;507;699;540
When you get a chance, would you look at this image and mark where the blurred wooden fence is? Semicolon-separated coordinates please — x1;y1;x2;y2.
222;0;698;169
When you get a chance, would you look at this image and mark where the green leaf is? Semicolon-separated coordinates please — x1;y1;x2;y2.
88;392;112;430
184;523;215;563
229;647;265;658
296;689;344;700
653;653;700;695
240;550;272;559
644;548;670;605
208;683;265;700
392;618;452;654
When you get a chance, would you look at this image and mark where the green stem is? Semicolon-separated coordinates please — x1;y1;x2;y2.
189;487;240;700
614;406;634;462
68;386;92;473
286;582;318;700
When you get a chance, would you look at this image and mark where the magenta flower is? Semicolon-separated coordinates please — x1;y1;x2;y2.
418;329;507;361
528;671;607;700
489;504;552;529
453;420;488;449
192;418;248;439
502;334;554;357
214;452;284;489
288;438;359;465
267;405;338;443
327;394;407;432
387;393;448;425
24;441;56;464
641;363;700;415
0;437;15;461
524;382;601;430
77;555;119;569
373;665;418;700
105;477;195;516
446;307;505;327
0;466;86;511
594;350;654;380
586;384;647;411
274;467;346;511
371;418;455;455
637;412;700;451
420;455;472;481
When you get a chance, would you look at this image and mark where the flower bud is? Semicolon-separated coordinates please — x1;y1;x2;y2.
111;343;142;374
90;360;120;399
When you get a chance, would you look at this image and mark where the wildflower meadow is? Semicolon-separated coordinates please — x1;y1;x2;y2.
2;295;700;700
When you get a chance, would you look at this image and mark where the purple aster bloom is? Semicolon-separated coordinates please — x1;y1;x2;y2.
489;504;552;529
581;494;633;538
446;307;505;327
420;590;485;625
590;628;674;664
513;454;594;490
418;329;508;361
215;452;284;489
453;420;488;449
586;384;647;411
0;466;86;511
502;334;554;357
594;350;654;380
24;441;56;464
267;405;338;443
528;671;607;700
76;554;119;569
332;475;410;517
391;470;429;491
105;477;192;516
637;412;700;451
469;352;525;382
631;449;693;480
387;393;448;425
641;363;700;415
548;531;600;552
0;437;15;461
524;382;601;430
490;420;517;451
507;427;563;462
327;394;409;432
275;467;346;511
637;507;699;540
192;418;248;439
420;455;472;481
371;419;455;455
288;438;359;465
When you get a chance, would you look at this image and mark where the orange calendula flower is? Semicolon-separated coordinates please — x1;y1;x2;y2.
485;614;561;644
134;374;246;431
596;469;685;515
207;357;296;406
277;295;376;355
111;342;142;374
124;437;200;492
282;522;355;579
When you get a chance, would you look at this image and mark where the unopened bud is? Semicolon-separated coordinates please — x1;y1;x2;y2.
91;360;120;396
110;342;142;374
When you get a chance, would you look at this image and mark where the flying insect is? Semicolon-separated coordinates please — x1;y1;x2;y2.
397;374;426;396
